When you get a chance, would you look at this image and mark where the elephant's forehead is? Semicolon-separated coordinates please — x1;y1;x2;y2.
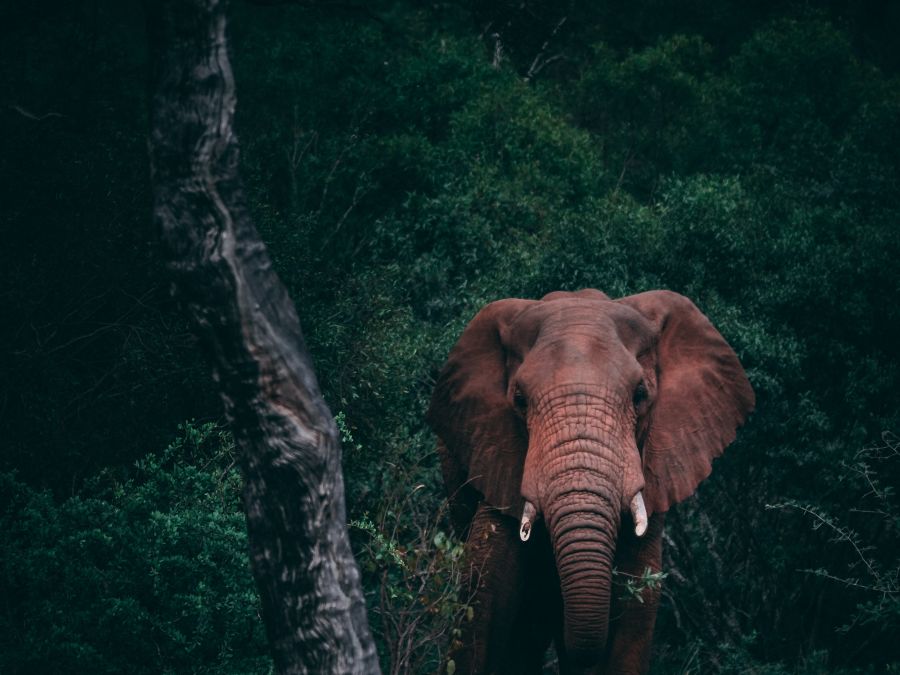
508;298;652;353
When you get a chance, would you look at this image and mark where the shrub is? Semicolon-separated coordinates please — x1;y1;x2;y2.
0;423;270;674
342;415;470;675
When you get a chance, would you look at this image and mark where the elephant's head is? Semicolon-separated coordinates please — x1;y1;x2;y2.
427;289;754;662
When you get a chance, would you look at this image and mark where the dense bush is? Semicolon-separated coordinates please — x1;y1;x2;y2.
0;423;270;674
2;0;899;671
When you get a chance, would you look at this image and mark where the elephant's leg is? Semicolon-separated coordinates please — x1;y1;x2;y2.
604;513;666;675
451;502;544;675
514;521;560;674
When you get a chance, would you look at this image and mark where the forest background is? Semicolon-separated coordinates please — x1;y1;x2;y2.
1;0;899;672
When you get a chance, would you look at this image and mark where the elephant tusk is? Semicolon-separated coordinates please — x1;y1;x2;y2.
520;501;537;542
631;491;648;537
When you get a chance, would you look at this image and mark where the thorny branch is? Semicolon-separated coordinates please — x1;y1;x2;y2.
766;431;899;600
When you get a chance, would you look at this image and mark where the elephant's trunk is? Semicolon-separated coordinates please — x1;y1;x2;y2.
521;387;630;665
545;471;620;663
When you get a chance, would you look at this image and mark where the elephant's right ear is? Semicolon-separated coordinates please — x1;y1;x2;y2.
427;299;534;519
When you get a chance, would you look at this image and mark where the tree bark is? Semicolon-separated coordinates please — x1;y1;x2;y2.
145;1;380;672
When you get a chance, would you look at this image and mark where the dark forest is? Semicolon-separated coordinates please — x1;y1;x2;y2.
1;0;899;672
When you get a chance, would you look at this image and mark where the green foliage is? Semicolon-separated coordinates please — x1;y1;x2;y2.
351;513;409;572
0;423;269;674
613;567;668;604
353;511;470;675
345;415;469;674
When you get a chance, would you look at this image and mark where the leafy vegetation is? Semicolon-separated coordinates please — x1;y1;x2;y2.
0;423;270;674
2;0;899;671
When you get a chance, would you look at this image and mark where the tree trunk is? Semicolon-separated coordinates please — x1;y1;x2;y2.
145;1;380;672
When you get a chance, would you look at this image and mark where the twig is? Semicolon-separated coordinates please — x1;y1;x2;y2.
316;137;355;217
768;502;880;581
524;16;567;82
9;104;63;121
318;178;366;253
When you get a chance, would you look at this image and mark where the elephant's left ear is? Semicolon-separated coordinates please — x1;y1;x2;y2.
617;291;755;515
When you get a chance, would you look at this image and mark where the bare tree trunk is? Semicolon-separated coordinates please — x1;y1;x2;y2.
145;1;380;672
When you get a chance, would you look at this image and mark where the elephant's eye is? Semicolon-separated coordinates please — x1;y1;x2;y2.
513;385;528;414
633;381;648;408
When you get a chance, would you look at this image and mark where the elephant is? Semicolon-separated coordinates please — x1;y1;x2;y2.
426;289;754;674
